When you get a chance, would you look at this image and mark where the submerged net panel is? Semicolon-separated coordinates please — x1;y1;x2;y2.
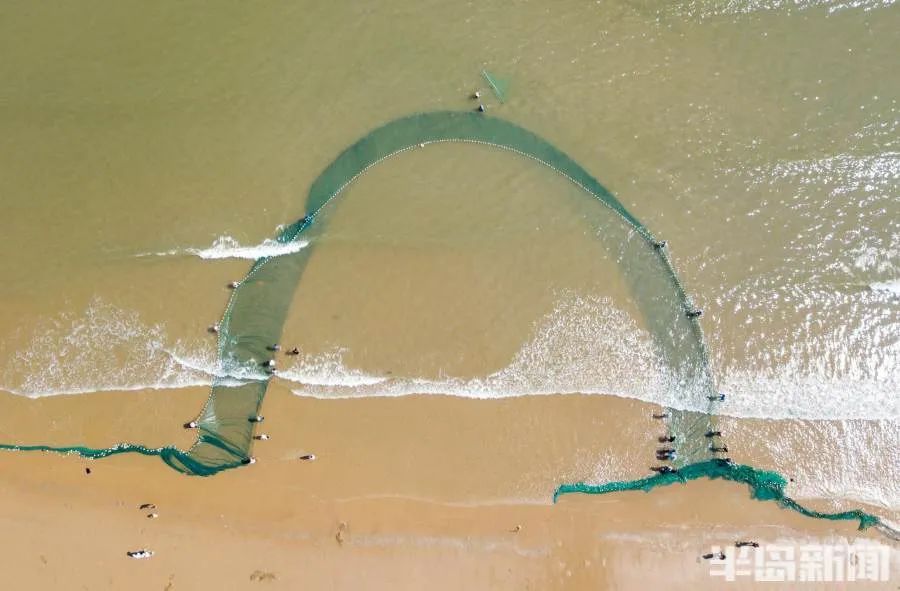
185;219;317;471
586;208;716;465
482;70;509;103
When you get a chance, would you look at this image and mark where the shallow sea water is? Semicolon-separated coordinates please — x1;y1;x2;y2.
0;0;896;515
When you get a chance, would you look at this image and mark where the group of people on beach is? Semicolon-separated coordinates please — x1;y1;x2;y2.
190;322;317;466
650;399;764;561
649;404;731;475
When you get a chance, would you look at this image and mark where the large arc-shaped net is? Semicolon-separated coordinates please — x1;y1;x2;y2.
0;111;888;533
193;110;718;474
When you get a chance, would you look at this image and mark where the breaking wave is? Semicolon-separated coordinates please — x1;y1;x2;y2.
142;235;309;260
2;294;896;422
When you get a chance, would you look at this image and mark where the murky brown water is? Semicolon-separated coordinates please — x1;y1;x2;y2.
0;0;897;512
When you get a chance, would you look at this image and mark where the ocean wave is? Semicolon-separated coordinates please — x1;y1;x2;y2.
3;293;897;423
284;294;675;405
142;235;309;260
283;361;899;421
280;294;898;421
275;351;388;388
0;379;211;399
0;299;220;398
2;298;896;511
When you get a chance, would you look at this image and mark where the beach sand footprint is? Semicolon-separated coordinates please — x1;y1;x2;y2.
249;570;277;582
335;521;348;546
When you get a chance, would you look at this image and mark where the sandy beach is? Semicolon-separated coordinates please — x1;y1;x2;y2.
1;385;896;590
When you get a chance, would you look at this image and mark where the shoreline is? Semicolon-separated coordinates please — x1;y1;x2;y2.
1;385;896;523
0;381;896;589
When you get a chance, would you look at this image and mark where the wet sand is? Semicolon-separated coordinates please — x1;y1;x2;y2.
1;385;895;590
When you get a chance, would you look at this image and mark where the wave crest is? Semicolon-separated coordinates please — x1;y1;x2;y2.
142;235;309;260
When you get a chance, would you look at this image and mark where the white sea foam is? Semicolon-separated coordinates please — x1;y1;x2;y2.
2;297;896;511
724;418;900;511
869;279;900;295
665;0;896;18
143;235;309;260
0;299;221;398
716;367;899;421
3;292;896;424
283;354;897;421
276;351;388;388
282;293;898;421
283;294;675;406
163;350;270;386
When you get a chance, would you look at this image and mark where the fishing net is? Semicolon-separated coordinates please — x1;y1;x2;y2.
0;110;886;532
171;111;718;474
554;459;882;531
482;70;509;103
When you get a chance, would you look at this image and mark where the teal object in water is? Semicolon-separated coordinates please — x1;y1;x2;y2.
482;70;509;103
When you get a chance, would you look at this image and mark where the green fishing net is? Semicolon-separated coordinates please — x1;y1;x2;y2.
0;111;885;533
